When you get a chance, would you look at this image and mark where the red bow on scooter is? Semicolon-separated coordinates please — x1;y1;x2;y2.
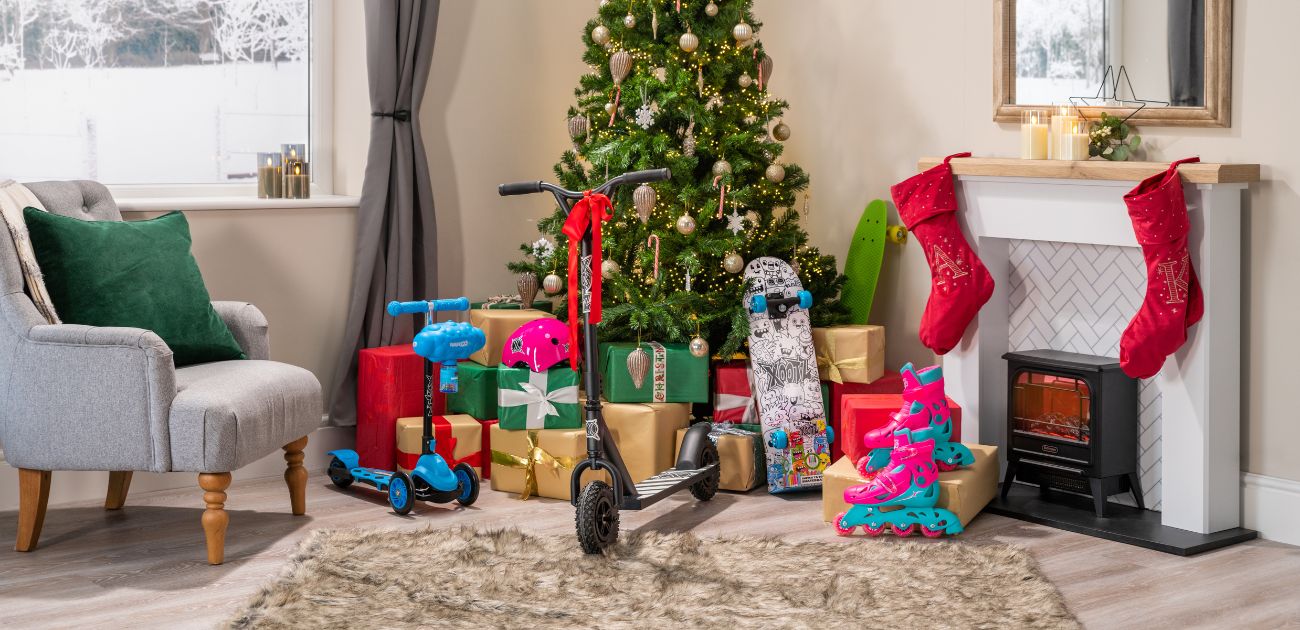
561;191;613;371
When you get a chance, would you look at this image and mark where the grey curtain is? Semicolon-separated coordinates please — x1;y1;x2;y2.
329;0;441;426
1167;0;1204;107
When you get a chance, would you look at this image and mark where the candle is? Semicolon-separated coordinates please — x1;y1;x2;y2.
1020;109;1049;160
256;152;283;198
280;143;305;168
286;161;310;199
1049;105;1079;160
1058;120;1090;161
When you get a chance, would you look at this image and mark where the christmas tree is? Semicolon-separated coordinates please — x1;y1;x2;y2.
509;0;846;358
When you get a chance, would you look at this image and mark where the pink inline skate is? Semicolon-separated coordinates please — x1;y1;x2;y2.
834;428;963;538
855;363;974;478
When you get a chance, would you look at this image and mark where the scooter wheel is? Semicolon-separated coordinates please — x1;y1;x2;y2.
690;440;720;502
576;480;619;554
388;471;415;515
328;457;353;489
453;462;480;507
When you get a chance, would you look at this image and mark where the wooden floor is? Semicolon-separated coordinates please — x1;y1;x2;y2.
1;472;1298;629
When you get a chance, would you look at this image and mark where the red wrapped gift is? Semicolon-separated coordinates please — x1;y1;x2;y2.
713;361;758;424
839;393;962;465
479;419;498;479
826;372;904;461
357;344;445;469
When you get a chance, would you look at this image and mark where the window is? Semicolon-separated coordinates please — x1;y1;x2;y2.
1014;0;1108;105
0;0;316;188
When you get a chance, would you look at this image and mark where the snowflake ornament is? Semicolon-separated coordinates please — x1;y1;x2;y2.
531;237;556;259
726;209;748;236
635;103;656;130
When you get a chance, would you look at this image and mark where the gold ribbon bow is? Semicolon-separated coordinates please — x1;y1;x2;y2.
489;430;580;501
815;334;870;384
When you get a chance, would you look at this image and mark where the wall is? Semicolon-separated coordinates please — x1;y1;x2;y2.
334;0;1297;486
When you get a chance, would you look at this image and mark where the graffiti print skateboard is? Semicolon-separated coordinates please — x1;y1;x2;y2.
743;257;833;493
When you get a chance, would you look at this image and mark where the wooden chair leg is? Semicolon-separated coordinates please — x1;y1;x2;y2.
283;436;308;516
198;472;231;565
15;469;51;552
105;471;133;510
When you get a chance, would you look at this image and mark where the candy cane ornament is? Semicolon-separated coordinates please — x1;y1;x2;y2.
713;175;729;218
646;234;661;284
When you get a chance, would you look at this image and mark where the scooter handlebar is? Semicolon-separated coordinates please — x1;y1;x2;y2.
617;168;671;186
498;180;543;196
386;297;470;317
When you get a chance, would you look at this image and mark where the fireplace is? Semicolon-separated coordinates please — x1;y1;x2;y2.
1001;350;1142;517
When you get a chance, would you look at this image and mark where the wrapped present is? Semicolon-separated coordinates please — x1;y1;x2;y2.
826;373;904;461
497;365;581;430
598;342;709;403
446;362;499;419
822;444;997;526
675;423;766;491
582;395;692;483
839;394;962;465
812;325;885;384
396;415;483;476
478;419;497;479
713;361;758;425
489;425;608;500
471;295;554;313
468;308;557;367
357;344;444;469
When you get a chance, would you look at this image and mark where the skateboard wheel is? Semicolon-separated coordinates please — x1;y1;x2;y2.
768;430;788;449
825;426;834;444
749;294;767;314
887;225;909;244
797;290;813;309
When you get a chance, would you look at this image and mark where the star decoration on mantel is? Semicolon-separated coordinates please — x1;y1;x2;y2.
726;208;747;235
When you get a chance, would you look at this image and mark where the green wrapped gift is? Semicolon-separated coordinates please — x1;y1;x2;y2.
497;365;581;430
446;362;498;420
470;296;554;313
599;342;709;403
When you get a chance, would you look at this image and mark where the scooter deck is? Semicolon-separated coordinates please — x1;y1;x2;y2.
620;463;719;510
350;467;395;491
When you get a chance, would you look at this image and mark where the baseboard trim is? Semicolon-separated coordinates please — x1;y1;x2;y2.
1242;472;1300;547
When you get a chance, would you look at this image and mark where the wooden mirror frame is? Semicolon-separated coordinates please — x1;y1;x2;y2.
994;0;1233;127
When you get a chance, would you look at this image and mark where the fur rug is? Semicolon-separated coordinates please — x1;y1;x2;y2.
228;526;1079;629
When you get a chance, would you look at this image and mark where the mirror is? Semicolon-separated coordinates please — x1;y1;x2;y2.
994;0;1231;127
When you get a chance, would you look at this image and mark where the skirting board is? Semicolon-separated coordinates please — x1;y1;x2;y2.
1242;472;1300;548
0;421;351;511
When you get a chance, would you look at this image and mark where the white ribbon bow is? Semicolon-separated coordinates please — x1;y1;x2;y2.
499;370;579;429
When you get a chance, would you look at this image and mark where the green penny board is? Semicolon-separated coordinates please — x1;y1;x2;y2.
841;199;889;324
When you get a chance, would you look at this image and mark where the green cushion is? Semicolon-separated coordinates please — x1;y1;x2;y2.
23;208;245;367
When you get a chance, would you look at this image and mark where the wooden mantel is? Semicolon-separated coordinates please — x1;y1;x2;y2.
917;157;1260;185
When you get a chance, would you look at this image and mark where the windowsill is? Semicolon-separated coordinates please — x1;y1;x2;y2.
116;194;361;212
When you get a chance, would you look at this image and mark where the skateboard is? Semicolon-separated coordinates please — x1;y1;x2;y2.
840;200;889;324
743;257;833;493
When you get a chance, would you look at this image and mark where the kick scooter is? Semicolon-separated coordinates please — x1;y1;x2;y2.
499;168;721;554
327;298;486;515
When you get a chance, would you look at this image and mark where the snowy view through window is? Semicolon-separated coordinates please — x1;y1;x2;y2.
1015;0;1106;104
0;0;308;185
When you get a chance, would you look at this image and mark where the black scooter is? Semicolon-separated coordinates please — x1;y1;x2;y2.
499;168;720;554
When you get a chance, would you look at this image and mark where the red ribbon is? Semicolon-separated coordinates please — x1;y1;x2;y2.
562;191;613;370
397;416;483;471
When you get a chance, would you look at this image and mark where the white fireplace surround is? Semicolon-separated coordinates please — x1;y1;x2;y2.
932;159;1249;536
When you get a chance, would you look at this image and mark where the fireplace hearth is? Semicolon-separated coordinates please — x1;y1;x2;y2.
1000;349;1142;517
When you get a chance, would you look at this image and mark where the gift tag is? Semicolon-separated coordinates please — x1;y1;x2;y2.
440;363;460;393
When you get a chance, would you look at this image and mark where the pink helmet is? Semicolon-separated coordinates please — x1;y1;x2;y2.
501;318;571;372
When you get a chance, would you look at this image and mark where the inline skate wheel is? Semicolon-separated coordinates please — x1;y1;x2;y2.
833;512;855;536
921;525;947;539
937;461;960;472
854;456;875;480
862;523;886;537
891;524;916;537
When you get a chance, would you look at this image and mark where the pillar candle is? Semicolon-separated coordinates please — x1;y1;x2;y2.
257;152;283;199
285;161;310;199
1020;109;1049;160
1049;106;1079;160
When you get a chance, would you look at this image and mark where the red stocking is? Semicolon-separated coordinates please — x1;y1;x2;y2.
1119;157;1204;378
891;152;994;355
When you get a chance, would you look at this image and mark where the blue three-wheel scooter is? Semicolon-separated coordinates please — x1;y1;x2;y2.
327;297;487;514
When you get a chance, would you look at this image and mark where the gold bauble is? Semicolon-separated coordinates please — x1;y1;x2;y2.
723;252;744;274
626;346;650;388
591;24;611;45
679;30;699;53
765;163;786;183
623;12;636;28
609;50;632;85
711;159;732;177
705;1;719;16
772;122;791;141
568;114;589;140
676;213;697;235
738;72;753;88
516;273;539;309
733;21;753;42
601;259;620;279
542;273;563;295
605;101;616;115
689;336;710;358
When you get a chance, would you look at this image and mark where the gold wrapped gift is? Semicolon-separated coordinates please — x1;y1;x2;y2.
488;425;607;501
582;396;691;483
674;425;763;492
468;308;557;367
812;325;885;384
821;443;998;526
395;415;483;475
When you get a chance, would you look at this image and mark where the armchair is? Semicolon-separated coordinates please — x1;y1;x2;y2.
0;181;322;564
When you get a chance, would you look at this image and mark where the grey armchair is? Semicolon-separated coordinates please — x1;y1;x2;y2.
0;181;322;565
